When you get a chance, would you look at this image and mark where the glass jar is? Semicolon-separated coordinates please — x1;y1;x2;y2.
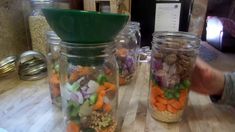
60;42;118;132
126;21;141;47
46;31;61;107
115;24;139;86
29;0;53;55
149;32;200;123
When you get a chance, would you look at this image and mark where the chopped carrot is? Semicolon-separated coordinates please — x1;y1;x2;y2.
119;77;126;85
179;96;186;107
93;95;104;110
99;90;106;96
50;73;60;85
167;104;178;114
96;86;107;93
169;100;182;110
154;102;167;111
69;67;92;82
103;103;112;112
156;86;164;95
66;121;80;132
51;86;60;97
156;96;168;105
179;90;187;107
104;82;116;92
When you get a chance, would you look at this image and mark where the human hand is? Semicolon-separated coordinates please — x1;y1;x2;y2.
190;58;225;95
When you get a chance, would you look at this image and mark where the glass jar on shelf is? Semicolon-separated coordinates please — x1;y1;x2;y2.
46;31;61;107
149;32;199;123
28;0;53;56
60;41;119;132
115;23;139;86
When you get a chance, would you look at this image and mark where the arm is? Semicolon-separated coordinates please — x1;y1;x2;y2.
219;72;235;106
191;58;235;106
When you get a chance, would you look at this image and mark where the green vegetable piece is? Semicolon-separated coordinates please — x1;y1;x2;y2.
174;84;180;90
79;100;92;117
183;80;191;88
54;64;60;73
97;74;108;85
179;84;185;90
67;100;80;119
89;93;98;105
164;91;174;99
71;82;80;91
66;83;73;91
174;92;180;99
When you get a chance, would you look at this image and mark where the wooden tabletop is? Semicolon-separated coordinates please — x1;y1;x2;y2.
1;62;235;132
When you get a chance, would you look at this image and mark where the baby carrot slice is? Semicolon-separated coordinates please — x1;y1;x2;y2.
155;86;164;95
154;102;166;111
103;103;112;112
104;82;116;92
51;86;60;97
96;86;107;94
167;104;178;114
50;73;60;85
156;96;168;105
169;100;182;110
93;95;104;110
66;121;80;132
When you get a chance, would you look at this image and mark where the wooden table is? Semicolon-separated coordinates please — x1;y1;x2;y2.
1;62;235;132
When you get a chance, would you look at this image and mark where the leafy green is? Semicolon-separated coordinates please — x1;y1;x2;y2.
97;74;108;85
183;80;191;88
67;100;80;122
89;93;98;105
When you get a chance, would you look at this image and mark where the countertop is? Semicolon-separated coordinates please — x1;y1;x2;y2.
0;42;235;132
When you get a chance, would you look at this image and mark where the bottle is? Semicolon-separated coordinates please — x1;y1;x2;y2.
115;23;139;86
60;41;118;132
46;31;61;107
29;0;53;55
131;0;194;46
149;31;199;122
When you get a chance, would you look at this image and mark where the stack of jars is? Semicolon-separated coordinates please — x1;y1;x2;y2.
115;21;141;85
59;42;119;131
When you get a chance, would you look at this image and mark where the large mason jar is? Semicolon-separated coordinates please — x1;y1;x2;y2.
29;0;52;55
60;42;119;132
115;24;139;86
149;32;200;123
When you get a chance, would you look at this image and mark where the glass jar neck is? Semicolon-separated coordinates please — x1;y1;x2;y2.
31;1;53;15
60;42;115;66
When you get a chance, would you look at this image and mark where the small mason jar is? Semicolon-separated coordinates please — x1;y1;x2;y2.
149;32;200;123
60;41;119;131
46;31;61;107
29;0;53;55
115;23;139;86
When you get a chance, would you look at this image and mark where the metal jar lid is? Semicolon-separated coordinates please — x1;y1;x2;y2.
17;51;47;81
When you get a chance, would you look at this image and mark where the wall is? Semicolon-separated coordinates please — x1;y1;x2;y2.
0;0;30;60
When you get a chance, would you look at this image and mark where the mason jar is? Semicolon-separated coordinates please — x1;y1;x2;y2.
29;0;53;55
60;42;119;131
115;25;139;86
149;32;200;123
126;21;141;47
46;31;61;107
